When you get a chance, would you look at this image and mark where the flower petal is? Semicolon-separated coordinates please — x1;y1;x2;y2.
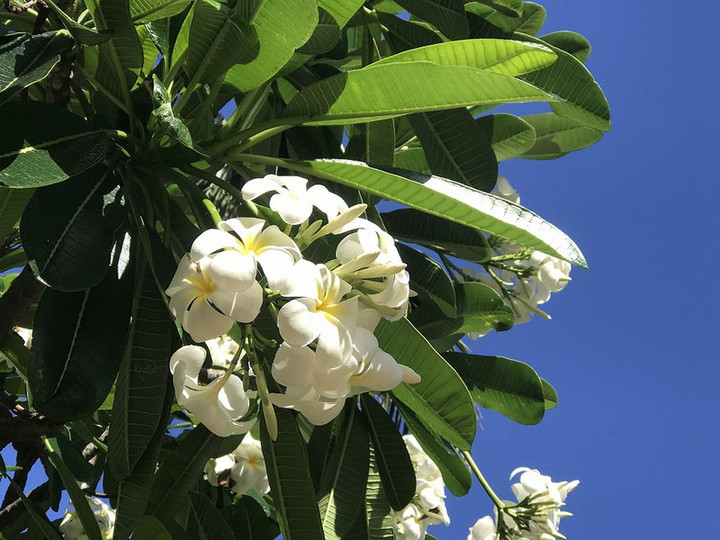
271;343;315;388
208;250;257;292
270;192;313;225
241;176;285;201
277;298;323;346
210;281;264;323
184;299;234;342
190;229;238;260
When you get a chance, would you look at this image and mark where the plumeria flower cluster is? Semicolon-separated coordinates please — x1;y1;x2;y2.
165;174;420;436
204;433;270;496
58;496;115;540
467;467;578;540
464;177;571;337
392;435;450;540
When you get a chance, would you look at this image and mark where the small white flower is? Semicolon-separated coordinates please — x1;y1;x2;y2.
59;497;115;539
467;516;498;540
230;433;270;496
169;346;256;437
204;454;236;486
493;176;520;205
392;504;428;540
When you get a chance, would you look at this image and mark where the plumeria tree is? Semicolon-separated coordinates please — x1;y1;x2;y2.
0;0;608;538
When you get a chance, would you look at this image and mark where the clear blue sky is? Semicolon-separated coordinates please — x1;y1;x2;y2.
436;2;720;538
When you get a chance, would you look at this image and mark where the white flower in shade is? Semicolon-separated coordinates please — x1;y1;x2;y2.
165;255;263;342
230;433;270;496
493;176;520;205
392;504;429;540
241;174;348;225
190;218;300;292
277;260;358;364
59;497;115;539
270;386;346;426
204;454;236;487
169;345;256;437
467;516;498;540
205;335;240;368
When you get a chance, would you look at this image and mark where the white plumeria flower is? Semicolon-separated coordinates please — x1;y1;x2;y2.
493;176;521;205
467;516;498;540
165;255;263;342
190;218;300;292
392;504;429;540
230;433;270;496
278;260;358;364
170;345;256;437
528;251;571;303
270;385;346;426
204;454;236;486
348;328;420;394
205;335;240;368
241;174;348;225
59;497;115;540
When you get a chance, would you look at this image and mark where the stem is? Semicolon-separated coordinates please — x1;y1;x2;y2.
462;450;506;511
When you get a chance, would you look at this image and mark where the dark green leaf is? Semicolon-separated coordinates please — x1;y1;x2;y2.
395;243;456;317
7;476;62;539
149;75;194;148
28;255;134;421
360;395;414;511
307;421;336;492
20;166;121;291
476;113;536;161
393;0;468;40
467;2;545;36
541;30;591;62
43;0;112;44
378;12;442;52
260;408;324;540
541;378;558;410
365;119;396;168
46;433;95;490
131;0;191;23
0;30;74;104
391;145;429;175
408;108;497;191
375;318;476;450
317;0;364;29
0;248;25;274
444;352;546;424
220;496;275;540
0;102;110;188
188;491;238;540
520;112;603;159
130;516;172;540
473;0;523;16
0;187;34;243
297;7;340;55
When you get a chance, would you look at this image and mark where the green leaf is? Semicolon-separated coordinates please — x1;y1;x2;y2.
46;433;95;490
0;102;110;188
517;33;610;131
541;378;558;410
396;402;471;496
0;248;25;274
20;166;121;291
219;496;275;540
108;257;173;480
393;0;469;40
44;0;112;44
318;404;370;539
147;426;243;524
131;0;191;23
392;145;429;174
130;516;172;540
473;0;523;16
520;112;603;159
370;38;557;77
318;0;364;29
297;7;340;55
374;318;476;450
260;408;324;540
173;0;258;89
0;187;34;243
395;243;456;317
0;30;74;104
44;437;103;540
377;12;442;52
6;476;63;540
476;113;536;161
466;1;545;36
365;119;396;168
444;352;546;424
238;158;588;267
365;445;395;539
188;491;238;540
223;0;317;92
408;108;497;191
28;256;134;421
360;395;414;511
541;30;591;63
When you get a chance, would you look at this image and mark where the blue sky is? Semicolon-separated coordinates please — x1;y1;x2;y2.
437;2;720;538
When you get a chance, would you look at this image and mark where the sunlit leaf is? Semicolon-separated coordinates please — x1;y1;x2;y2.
476;113;536;161
520;112;603;159
130;0;191;23
541;30;591;62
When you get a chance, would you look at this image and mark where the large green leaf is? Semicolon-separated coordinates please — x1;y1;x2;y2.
0;102;110;188
20;166;121;292
318;404;370;539
318;0;364;29
365;119;396;168
374;318;476;450
541;378;558;410
344;446;395;539
360;396;415;511
281;61;558;125
223;0;317;92
393;0;469;40
408;108;497;191
520;112;603;159
130;516;172;540
297;7;340;55
130;0;191;23
396;402;471;496
28;257;133;421
0;187;34;243
235;157;588;267
395;243;456;317
378;11;442;52
474;0;523;16
371;38;557;77
444;352;546;424
517;33;610;131
260;408;324;539
188;492;238;540
108;257;173;480
220;496;275;540
541;30;591;63
476;113;536;161
466;1;545;36
0;30;74;104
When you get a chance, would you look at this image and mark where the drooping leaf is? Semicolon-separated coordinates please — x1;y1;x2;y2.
0;101;110;188
444;352;546;424
28;255;134;421
20;166;122;291
374;318;476;450
0;187;34;243
297;8;340;55
408;108;497;191
377;12;442;52
541;378;558;410
188;491;238;540
220;496;275;540
0;30;74;104
223;0;318;92
360;395;415;511
395;243;456;317
476;113;536;161
520;112;603;159
130;0;191;23
236;158;588;267
260;408;324;539
541;30;591;62
393;0;469;40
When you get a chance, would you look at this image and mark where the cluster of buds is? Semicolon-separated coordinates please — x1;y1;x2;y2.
58;496;115;539
165;175;420;435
